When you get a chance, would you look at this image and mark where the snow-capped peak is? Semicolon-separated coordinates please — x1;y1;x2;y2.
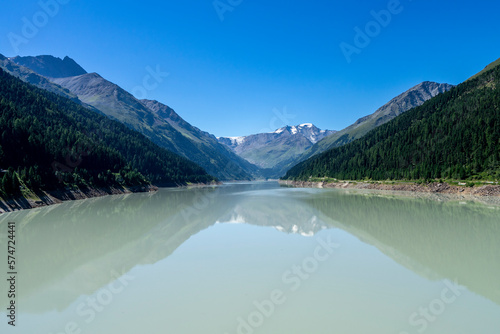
273;125;303;135
270;123;336;144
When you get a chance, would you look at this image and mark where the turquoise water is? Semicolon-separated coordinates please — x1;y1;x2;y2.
0;182;499;334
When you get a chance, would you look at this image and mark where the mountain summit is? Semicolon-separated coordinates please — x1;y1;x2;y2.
11;55;87;78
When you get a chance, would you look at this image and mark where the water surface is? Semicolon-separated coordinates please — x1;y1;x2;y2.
0;182;499;334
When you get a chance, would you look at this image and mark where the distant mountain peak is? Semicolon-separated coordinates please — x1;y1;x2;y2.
274;123;316;134
10;55;87;78
218;124;336;176
272;124;335;143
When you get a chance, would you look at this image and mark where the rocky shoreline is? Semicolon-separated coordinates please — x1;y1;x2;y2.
279;180;500;197
0;181;223;214
0;185;158;214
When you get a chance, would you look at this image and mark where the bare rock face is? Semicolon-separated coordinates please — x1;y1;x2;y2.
10;55;87;78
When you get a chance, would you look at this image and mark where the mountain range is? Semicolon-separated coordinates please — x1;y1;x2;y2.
218;81;454;177
218;124;336;178
0;54;456;181
2;55;259;180
2;53;497;194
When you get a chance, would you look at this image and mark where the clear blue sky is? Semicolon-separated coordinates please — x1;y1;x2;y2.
1;0;500;137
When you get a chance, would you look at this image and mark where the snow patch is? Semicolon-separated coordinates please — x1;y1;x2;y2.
228;136;245;145
274;127;286;134
216;214;246;224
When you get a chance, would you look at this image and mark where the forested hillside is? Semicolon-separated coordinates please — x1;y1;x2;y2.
0;68;214;197
299;82;453;160
284;64;500;181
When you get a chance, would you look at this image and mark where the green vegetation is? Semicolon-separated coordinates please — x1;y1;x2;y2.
284;64;500;182
0;68;214;197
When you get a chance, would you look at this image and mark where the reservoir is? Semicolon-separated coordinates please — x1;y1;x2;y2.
0;181;499;334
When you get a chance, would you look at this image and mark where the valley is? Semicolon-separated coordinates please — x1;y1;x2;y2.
1;54;499;205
